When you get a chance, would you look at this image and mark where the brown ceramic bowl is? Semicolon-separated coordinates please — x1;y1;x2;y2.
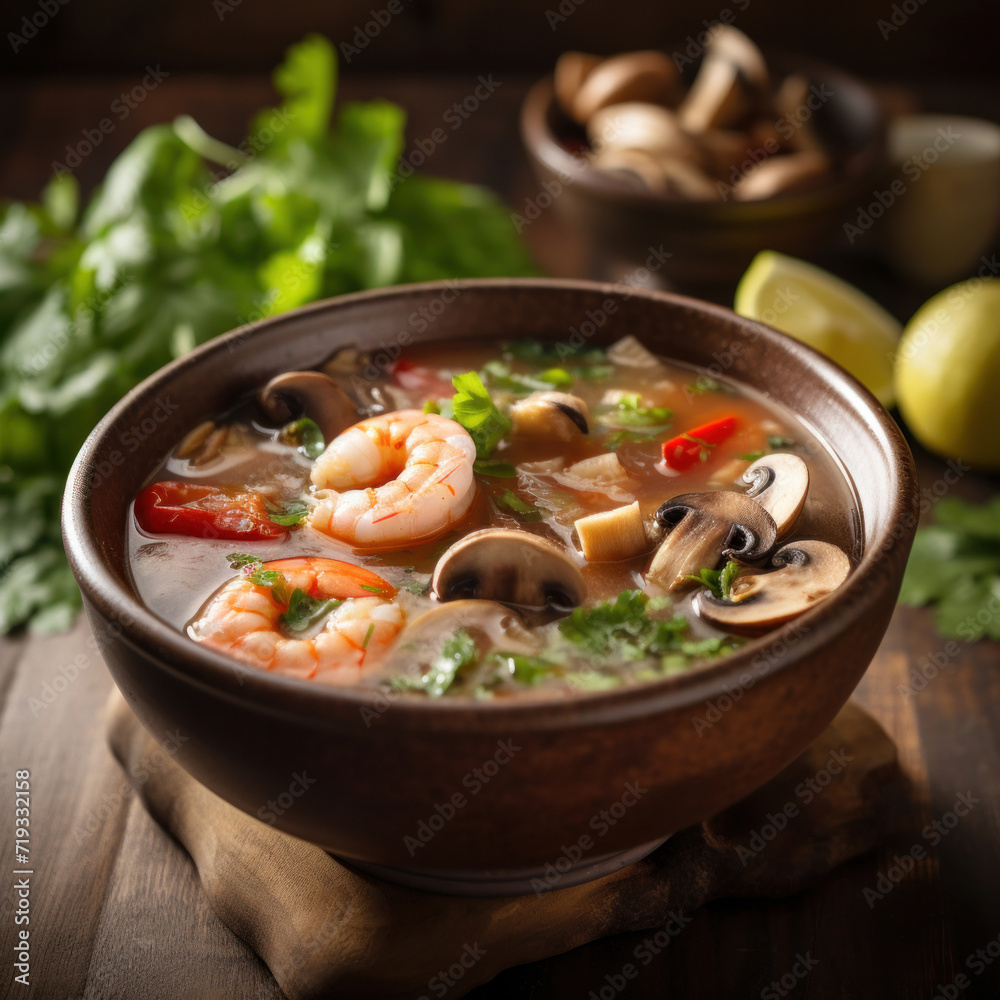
520;60;888;288
62;279;916;895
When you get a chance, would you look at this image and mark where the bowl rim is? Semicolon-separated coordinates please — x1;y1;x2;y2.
62;277;917;731
519;59;888;216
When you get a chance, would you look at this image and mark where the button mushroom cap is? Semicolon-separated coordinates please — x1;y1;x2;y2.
732;151;831;200
432;528;586;623
694;539;850;634
646;490;778;593
743;453;810;538
571;51;683;124
257;371;358;443
510;391;590;441
554;51;604;117
678;25;769;134
587;103;703;162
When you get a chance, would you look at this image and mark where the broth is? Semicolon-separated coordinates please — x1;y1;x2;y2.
128;336;861;698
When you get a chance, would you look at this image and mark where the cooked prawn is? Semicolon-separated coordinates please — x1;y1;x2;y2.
309;409;476;547
188;557;405;684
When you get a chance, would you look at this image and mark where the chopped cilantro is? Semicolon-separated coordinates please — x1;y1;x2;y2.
685;559;741;600
490;651;558;686
422;398;441;414
495;489;545;522
267;498;310;526
767;434;795;449
598;393;673;429
282;417;326;460
451;371;511;458
249;567;290;604
605;429;662;450
688;377;722;394
899;497;1000;641
473;459;518;478
420;629;479;696
740;451;765;463
480;360;573;395
504;337;606;366
280;588;342;632
227;552;262;570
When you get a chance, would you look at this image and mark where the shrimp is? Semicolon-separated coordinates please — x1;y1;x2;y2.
188;557;405;684
309;409;477;547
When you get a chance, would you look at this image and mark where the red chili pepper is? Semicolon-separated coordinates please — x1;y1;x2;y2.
391;358;455;400
662;416;740;472
133;481;288;540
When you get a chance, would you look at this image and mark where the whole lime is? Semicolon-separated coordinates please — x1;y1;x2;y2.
895;277;1000;469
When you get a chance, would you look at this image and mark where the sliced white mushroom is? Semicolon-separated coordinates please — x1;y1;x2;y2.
431;528;586;622
571;51;682;124
678;26;769;134
587;103;703;162
566;452;628;481
510;391;589;441
258;371;358;442
743;453;809;538
732;151;831;200
606;335;662;368
646;490;777;593
575;501;651;562
554;51;604;116
694;539;850;633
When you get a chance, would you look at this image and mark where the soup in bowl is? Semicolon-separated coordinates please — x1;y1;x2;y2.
63;279;917;894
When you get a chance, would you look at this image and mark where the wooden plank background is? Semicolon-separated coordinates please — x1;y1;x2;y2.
1;66;999;999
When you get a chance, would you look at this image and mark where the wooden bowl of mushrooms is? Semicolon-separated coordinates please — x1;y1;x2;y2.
521;28;888;287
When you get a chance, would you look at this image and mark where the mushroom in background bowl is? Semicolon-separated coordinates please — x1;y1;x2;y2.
520;29;888;287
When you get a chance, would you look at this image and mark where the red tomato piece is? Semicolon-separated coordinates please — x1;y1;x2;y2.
133;481;288;540
391;358;456;400
662;416;740;472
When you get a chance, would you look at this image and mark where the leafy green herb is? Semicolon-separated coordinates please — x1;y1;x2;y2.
899;497;1000;641
567;671;623;691
418;629;478;697
0;34;536;635
227;552;263;570
422;399;441;414
680;433;716;463
490;651;558;686
267;498;310;526
685;559;741;600
280;588;342;632
688;377;722;394
473;459;517;478
450;372;511;458
480;359;573;395
767;435;795;449
361;622;376;650
504;338;606;366
605;429;662;451
598;393;672;429
495;489;545;522
282;417;325;460
570;363;614;380
249;568;290;604
360;583;386;595
740;451;765;463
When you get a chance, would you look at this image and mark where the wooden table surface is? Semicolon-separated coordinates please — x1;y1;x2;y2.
1;73;999;1000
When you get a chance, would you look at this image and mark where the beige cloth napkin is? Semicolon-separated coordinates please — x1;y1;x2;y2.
107;692;902;999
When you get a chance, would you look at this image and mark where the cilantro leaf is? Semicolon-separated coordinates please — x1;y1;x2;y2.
281;418;326;460
495;489;545;522
598;393;672;429
418;628;478;697
685;559;741;600
473;459;517;478
280;588;342;632
450;371;511;458
227;552;263;570
267;498;311;526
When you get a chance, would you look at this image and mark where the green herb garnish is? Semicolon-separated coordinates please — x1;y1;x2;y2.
899;497;1000;641
280;588;342;632
361;622;376;650
504;338;606;366
605;429;662;451
422;399;441;414
767;435;795;449
249;568;290;604
267;498;310;526
420;629;478;697
598;393;673;429
496;489;545;522
473;459;517;478
282;417;325;460
685;559;741;601
227;552;263;570
740;451;765;463
480;360;573;395
451;372;512;458
688;377;722;394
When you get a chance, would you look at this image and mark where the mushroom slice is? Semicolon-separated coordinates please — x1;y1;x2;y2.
554;51;604;117
590;147;673;195
510;391;590;441
694;539;850;634
678;26;769;134
743;453;809;538
646;491;777;593
587;103;703;162
571;51;682;124
432;528;586;623
732;151;830;200
258;371;358;443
